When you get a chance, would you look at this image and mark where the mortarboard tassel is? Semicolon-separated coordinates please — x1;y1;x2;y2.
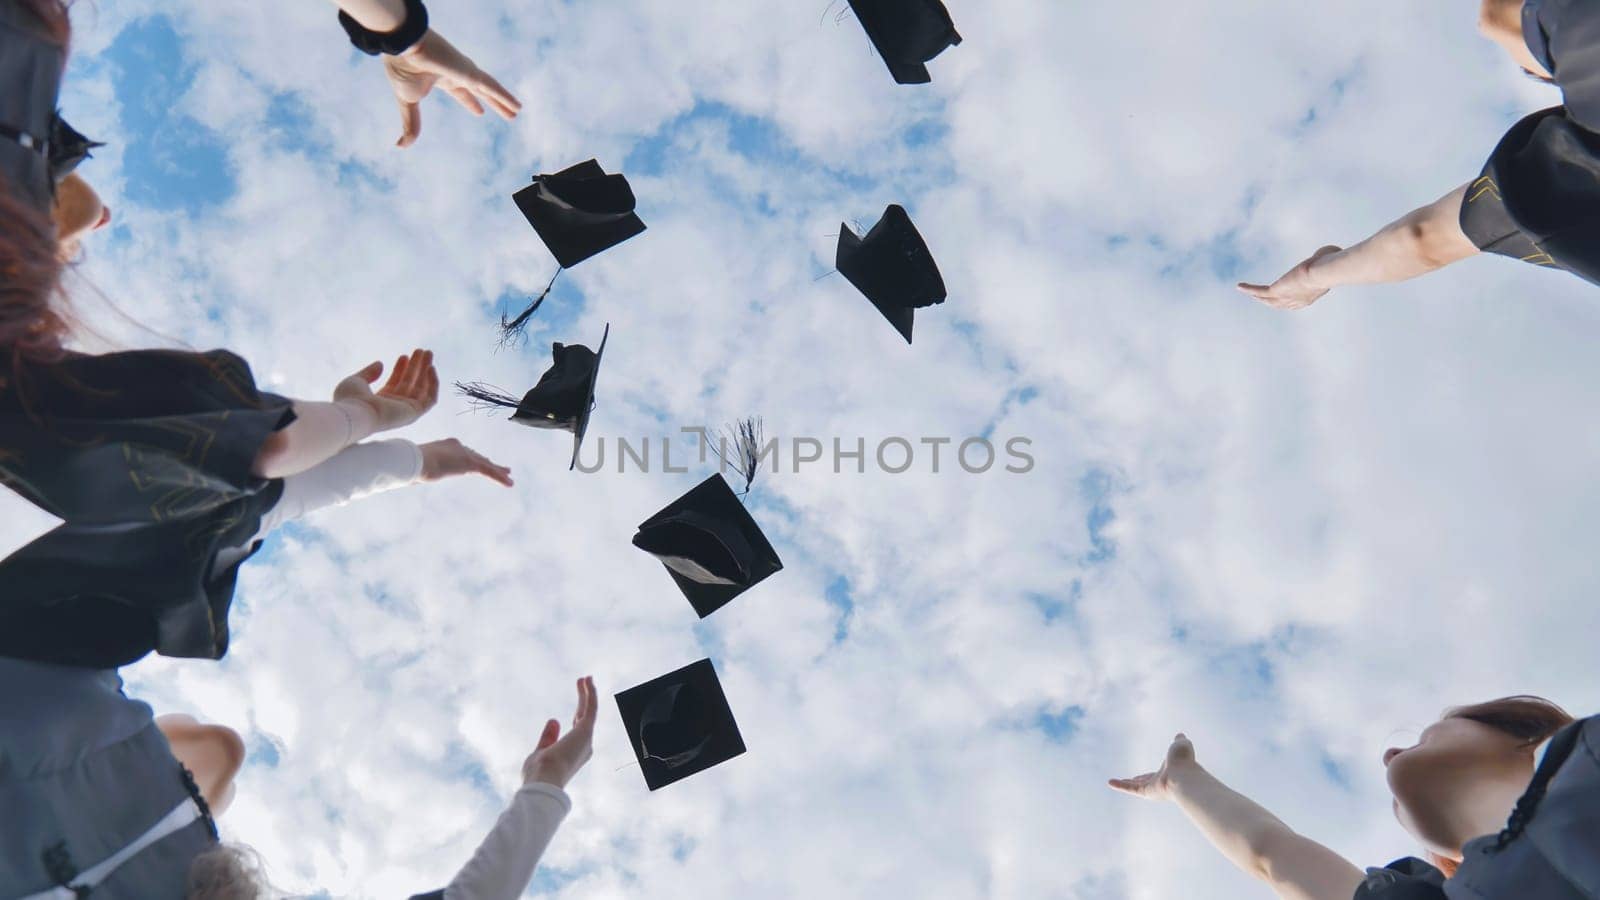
498;268;564;346
709;417;766;496
455;381;522;412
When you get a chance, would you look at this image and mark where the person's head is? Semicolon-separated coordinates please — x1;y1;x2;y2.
1;0;75;364
185;843;273;900
1478;0;1556;82
1383;695;1574;868
53;171;111;253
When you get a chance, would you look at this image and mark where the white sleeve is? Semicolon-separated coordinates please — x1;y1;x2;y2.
253;438;425;538
443;783;572;900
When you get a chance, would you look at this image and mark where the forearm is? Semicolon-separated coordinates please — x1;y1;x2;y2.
329;0;407;31
253;438;423;537
1168;761;1297;882
250;399;380;480
443;783;572;900
1308;184;1477;290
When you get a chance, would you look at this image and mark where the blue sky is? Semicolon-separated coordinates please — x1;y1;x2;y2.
16;1;1600;897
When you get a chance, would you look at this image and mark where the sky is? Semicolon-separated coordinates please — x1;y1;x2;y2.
5;1;1600;897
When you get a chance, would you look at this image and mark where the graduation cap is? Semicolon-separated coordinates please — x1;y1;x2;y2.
633;471;784;618
48;117;105;183
502;160;646;340
456;324;609;470
836;204;946;344
846;0;962;85
615;658;747;791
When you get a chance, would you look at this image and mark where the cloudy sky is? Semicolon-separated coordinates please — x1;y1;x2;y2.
8;1;1600;897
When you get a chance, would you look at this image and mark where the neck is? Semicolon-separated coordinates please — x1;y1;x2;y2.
1440;753;1536;859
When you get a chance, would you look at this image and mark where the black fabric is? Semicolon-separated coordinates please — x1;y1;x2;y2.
632;473;784;618
1447;715;1600;899
836;204;947;344
0;349;295;668
48;115;104;182
407;892;445;900
1528;0;1600;132
338;0;429;56
509;323;607;471
0;0;66;213
846;0;961;84
1460;106;1600;285
1354;858;1448;900
615;658;746;791
513;160;647;269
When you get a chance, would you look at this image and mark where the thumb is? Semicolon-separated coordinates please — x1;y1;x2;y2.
353;361;383;383
397;100;422;148
535;718;560;751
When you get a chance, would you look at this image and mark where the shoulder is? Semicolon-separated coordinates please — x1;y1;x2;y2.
1353;858;1448;900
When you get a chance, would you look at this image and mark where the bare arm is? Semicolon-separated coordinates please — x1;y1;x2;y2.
1239;183;1480;310
327;0;407;31
1111;735;1365;900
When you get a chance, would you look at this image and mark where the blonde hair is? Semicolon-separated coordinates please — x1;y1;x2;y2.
186;843;274;900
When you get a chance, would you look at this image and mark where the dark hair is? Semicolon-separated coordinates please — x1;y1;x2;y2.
1444;695;1576;747
0;1;73;367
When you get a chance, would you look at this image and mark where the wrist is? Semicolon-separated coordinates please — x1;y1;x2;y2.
1164;758;1205;798
333;398;381;445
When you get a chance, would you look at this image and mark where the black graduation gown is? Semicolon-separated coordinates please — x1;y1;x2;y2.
1353;714;1600;900
0;349;294;668
1460;0;1600;284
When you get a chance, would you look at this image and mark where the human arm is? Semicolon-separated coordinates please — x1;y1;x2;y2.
250;349;438;480
325;0;523;148
1238;184;1480;310
437;677;598;900
1110;734;1365;900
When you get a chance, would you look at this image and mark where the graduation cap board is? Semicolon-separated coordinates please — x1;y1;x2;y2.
616;658;747;791
633;473;784;618
836;204;947;344
846;0;962;85
456;324;609;470
501;160;646;339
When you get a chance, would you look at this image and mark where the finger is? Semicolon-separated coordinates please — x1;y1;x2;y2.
425;362;440;406
397;99;422;148
474;457;514;487
382;355;410;393
579;676;598;732
480;91;520;121
353;361;384;384
536;718;560;751
402;349;428;395
471;70;522;116
444;85;485;116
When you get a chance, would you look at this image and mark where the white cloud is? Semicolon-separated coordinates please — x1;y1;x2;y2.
44;0;1600;897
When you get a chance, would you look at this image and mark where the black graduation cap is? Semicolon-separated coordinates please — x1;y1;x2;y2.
513;159;647;269
846;0;962;85
633;473;784;618
615;658;747;791
48;117;104;183
455;324;609;470
836;204;946;344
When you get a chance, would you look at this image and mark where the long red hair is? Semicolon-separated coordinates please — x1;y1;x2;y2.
1427;695;1575;878
1;0;73;368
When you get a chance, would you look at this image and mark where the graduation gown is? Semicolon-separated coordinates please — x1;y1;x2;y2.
0;349;294;669
1353;714;1600;900
1460;0;1600;284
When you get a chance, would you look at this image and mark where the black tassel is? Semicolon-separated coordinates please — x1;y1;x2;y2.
710;417;766;496
455;381;521;412
498;268;564;347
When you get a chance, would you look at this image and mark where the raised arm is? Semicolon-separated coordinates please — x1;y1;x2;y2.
324;0;522;148
1238;183;1480;310
409;677;597;900
1110;734;1365;900
251;349;438;479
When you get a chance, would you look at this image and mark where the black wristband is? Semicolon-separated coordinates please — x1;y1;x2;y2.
339;0;429;57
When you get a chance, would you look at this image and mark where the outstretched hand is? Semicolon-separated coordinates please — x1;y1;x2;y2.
1237;245;1342;310
420;438;513;487
333;348;439;434
522;676;598;791
384;30;522;148
1108;733;1197;802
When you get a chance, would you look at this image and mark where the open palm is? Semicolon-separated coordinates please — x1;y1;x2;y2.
383;30;521;148
1109;733;1196;802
